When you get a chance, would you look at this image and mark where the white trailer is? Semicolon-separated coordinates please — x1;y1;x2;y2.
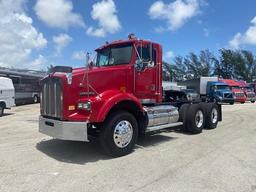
179;77;218;95
162;81;186;91
0;77;15;116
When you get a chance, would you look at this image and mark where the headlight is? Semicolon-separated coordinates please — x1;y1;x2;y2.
77;101;91;111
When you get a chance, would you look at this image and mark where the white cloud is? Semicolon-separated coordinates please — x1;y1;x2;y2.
72;51;86;60
229;16;256;49
203;28;209;37
86;0;121;37
229;33;242;49
0;0;47;69
164;50;175;61
30;55;47;70
149;0;203;31
34;0;85;29
154;26;166;33
53;33;72;55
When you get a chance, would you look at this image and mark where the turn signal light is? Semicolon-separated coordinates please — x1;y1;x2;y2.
68;105;75;111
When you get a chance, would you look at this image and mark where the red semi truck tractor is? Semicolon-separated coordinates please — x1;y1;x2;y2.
250;83;256;95
236;80;255;103
220;79;247;104
39;35;222;157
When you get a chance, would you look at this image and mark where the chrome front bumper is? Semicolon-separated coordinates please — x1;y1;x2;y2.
39;116;89;142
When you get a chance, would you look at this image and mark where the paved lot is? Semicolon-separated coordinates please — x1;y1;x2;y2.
0;103;256;192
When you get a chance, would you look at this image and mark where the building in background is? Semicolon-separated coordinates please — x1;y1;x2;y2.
0;68;46;105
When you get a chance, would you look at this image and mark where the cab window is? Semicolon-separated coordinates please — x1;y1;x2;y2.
136;45;156;65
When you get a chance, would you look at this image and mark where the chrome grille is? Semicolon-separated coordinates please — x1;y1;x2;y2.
41;78;63;119
224;93;233;98
247;93;255;98
235;92;244;98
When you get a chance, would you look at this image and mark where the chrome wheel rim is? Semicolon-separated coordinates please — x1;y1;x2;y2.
211;108;218;124
113;120;133;148
195;110;204;128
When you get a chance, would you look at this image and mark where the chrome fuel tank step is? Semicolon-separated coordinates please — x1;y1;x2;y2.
144;105;180;131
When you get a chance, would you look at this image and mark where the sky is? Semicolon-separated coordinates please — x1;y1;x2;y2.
0;0;256;70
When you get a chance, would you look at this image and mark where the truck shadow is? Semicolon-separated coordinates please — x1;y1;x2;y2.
2;113;14;117
36;134;177;164
36;139;107;164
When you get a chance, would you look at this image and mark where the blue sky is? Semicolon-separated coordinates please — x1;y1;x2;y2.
0;0;256;70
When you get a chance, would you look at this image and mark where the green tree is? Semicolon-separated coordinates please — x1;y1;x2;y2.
234;50;256;82
184;50;215;79
215;49;235;79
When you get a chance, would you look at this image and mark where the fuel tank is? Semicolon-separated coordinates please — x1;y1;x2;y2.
144;105;179;127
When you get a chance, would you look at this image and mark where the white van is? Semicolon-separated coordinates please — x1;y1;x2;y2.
0;77;15;116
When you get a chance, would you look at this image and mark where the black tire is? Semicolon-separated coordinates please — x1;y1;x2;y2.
0;104;4;117
200;103;219;129
186;104;204;134
33;95;39;103
251;101;255;103
100;111;138;157
179;104;190;131
240;102;245;104
229;102;234;105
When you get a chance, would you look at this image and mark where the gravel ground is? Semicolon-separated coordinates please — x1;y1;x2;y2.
0;103;256;192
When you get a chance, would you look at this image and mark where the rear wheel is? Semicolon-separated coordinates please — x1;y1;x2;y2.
33;95;39;103
186;104;204;134
200;103;219;129
0;104;4;117
251;101;255;103
179;104;190;131
100;111;138;157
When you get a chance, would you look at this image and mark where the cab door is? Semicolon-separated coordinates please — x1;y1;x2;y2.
134;43;159;104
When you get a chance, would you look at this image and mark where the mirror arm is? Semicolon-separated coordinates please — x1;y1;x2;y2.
134;44;142;62
149;43;153;62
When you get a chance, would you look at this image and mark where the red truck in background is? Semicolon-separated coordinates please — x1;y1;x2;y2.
249;82;256;95
219;79;246;104
39;35;223;157
236;80;255;103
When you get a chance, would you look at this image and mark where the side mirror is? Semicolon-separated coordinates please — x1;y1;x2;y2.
147;43;154;67
135;60;146;71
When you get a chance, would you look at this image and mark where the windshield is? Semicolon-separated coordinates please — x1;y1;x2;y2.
212;85;230;90
244;87;253;92
231;86;240;89
216;85;230;90
96;44;133;67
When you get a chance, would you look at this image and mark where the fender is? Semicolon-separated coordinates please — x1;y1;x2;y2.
93;90;144;122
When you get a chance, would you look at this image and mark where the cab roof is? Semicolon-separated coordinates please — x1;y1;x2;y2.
95;38;159;51
208;81;228;86
219;79;240;86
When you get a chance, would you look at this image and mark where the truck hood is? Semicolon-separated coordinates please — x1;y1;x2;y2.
70;66;131;99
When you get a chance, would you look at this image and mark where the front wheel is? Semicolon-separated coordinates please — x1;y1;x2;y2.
100;111;138;157
251;101;255;103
